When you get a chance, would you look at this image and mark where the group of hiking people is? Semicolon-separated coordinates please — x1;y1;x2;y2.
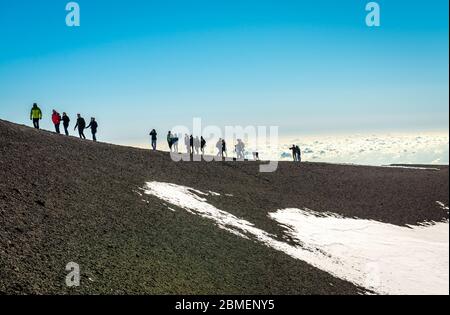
163;131;208;155
150;129;270;161
30;103;303;162
150;129;304;162
30;103;99;141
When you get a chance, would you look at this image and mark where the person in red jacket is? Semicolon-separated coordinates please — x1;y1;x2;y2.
52;110;62;134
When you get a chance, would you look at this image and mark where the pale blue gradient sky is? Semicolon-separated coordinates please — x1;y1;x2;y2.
0;0;448;147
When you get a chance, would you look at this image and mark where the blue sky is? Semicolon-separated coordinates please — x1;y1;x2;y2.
0;0;448;146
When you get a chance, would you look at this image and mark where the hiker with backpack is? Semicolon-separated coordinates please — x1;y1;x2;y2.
74;114;86;139
62;112;70;136
149;129;157;150
86;117;98;142
30;103;42;129
51;110;62;134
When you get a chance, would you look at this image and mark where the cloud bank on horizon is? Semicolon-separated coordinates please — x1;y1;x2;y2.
279;132;449;166
125;131;449;166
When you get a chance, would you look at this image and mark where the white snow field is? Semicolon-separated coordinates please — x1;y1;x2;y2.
142;181;449;295
380;165;441;171
270;208;448;295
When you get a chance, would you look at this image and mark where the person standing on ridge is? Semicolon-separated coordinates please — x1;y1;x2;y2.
295;145;302;163
216;138;223;158
86;117;98;142
235;139;245;159
289;145;298;161
194;136;200;155
62;112;70;136
184;134;190;154
167;131;174;152
222;139;227;158
190;135;194;155
173;134;179;153
51;110;62;134
74;114;86;139
30;103;42;129
149;129;157;150
200;136;206;155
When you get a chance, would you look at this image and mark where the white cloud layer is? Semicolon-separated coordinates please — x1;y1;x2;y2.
130;131;448;166
277;132;449;165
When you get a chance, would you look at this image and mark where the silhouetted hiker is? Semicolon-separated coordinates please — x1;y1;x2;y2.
216;138;223;157
295;145;302;162
62;112;70;136
235;139;245;159
167;131;174;151
86;117;98;142
240;140;246;159
30;103;42;129
200;137;206;155
52;110;62;134
289;145;297;161
184;134;190;154
194;136;200;155
222;139;227;158
173;134;180;153
253;152;260;161
149;129;157;150
190;135;194;155
74;114;86;139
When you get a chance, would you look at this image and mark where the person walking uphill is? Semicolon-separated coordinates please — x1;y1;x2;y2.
62;113;70;136
30;103;42;129
74;114;86;139
86;117;98;142
149;129;157;150
52;110;62;134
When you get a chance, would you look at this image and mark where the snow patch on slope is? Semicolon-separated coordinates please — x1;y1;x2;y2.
381;165;440;171
270;208;449;295
142;182;449;295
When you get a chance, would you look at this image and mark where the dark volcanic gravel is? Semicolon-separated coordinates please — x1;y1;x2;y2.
0;119;448;295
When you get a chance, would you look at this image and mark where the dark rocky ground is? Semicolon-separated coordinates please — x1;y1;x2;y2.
0;119;448;295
